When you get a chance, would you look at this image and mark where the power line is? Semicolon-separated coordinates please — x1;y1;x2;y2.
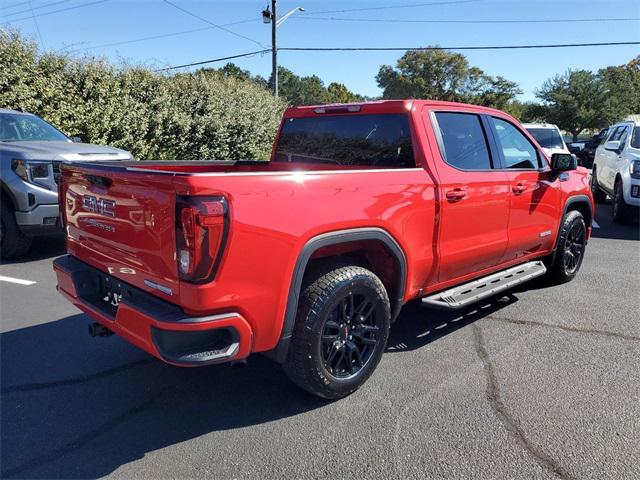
1;0;72;19
2;1;32;10
305;0;484;15
294;16;640;25
66;19;258;53
280;42;640;52
161;0;264;48
27;0;46;49
155;49;271;72
1;0;109;24
154;41;640;73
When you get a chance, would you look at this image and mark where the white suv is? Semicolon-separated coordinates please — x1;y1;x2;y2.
591;121;640;223
522;123;570;157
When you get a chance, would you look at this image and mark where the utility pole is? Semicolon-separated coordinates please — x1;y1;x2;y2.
271;0;277;97
262;3;304;98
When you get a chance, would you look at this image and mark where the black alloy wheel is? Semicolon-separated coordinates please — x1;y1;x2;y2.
563;221;585;275
284;265;391;399
321;291;381;379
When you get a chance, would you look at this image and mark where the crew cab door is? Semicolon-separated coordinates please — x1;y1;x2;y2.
486;116;560;261
426;110;510;282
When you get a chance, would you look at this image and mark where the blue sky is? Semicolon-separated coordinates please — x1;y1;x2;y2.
2;0;639;101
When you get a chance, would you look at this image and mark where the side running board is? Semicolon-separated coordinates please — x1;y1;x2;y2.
422;261;547;310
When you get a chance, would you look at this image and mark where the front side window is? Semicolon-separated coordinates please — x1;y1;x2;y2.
631;127;640;149
608;126;623;142
616;126;630;146
491;117;540;169
274;113;415;168
0;113;69;142
434;112;492;170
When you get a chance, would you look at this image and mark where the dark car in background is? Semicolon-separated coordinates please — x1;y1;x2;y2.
578;128;609;168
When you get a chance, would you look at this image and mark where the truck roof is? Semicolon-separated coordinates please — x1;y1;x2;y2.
0;108;31;115
284;99;513;118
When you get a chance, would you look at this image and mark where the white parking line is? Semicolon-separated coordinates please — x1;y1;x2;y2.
0;275;37;286
593;220;600;229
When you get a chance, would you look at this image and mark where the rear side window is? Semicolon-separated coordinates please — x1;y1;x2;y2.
434;112;492;170
274;113;415;168
491;117;540;169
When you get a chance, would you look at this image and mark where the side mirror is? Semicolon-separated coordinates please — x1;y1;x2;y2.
71;136;85;143
604;140;621;152
551;153;577;171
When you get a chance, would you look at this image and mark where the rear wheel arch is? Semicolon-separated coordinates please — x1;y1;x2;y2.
272;228;407;363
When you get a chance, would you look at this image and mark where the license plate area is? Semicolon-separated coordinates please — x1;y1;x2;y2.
101;277;124;310
75;268;134;320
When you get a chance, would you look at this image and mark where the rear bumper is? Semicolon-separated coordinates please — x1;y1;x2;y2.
53;255;253;366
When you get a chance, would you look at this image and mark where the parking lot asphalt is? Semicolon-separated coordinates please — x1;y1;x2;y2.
1;202;639;480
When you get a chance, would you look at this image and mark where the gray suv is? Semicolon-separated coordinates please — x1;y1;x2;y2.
1;108;133;258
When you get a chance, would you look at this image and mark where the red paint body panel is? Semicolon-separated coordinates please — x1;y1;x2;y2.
55;100;594;364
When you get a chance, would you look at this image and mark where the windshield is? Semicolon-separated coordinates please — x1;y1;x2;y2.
274;113;415;168
525;127;565;149
631;127;640;149
0;113;69;142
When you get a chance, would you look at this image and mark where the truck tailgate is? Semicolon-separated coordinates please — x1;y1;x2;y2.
61;163;180;301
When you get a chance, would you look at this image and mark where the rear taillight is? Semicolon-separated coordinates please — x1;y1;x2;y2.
175;196;228;284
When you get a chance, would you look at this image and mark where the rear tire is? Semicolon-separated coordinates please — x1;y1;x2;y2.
545;210;586;284
283;266;391;400
590;167;606;203
1;203;32;260
612;179;635;224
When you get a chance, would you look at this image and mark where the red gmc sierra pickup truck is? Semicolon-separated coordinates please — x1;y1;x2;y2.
54;100;594;399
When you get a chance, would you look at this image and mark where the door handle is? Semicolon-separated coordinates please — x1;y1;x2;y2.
445;188;467;201
512;183;527;194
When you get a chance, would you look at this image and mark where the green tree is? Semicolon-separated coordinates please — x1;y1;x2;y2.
597;56;640;119
536;69;608;141
326;82;364;103
0;28;285;160
270;67;363;106
376;48;521;107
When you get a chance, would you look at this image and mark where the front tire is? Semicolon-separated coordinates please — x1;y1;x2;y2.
590;167;606;203
283;266;391;399
546;210;586;284
612;179;635;224
1;203;32;260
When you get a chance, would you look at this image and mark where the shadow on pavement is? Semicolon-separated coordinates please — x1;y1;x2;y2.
0;313;327;478
0;234;66;265
387;294;517;353
591;201;639;241
0;291;524;479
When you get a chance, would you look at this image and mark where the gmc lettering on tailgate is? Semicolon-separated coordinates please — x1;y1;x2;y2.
83;195;116;217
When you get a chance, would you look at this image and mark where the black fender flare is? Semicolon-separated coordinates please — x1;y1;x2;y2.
270;227;407;363
562;194;593;229
550;194;593;263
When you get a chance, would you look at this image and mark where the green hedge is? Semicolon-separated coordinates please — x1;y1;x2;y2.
0;29;286;160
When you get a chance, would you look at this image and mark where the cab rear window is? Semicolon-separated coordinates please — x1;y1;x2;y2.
274;114;415;168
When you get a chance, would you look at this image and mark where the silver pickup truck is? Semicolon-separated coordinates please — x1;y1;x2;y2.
0;108;133;258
